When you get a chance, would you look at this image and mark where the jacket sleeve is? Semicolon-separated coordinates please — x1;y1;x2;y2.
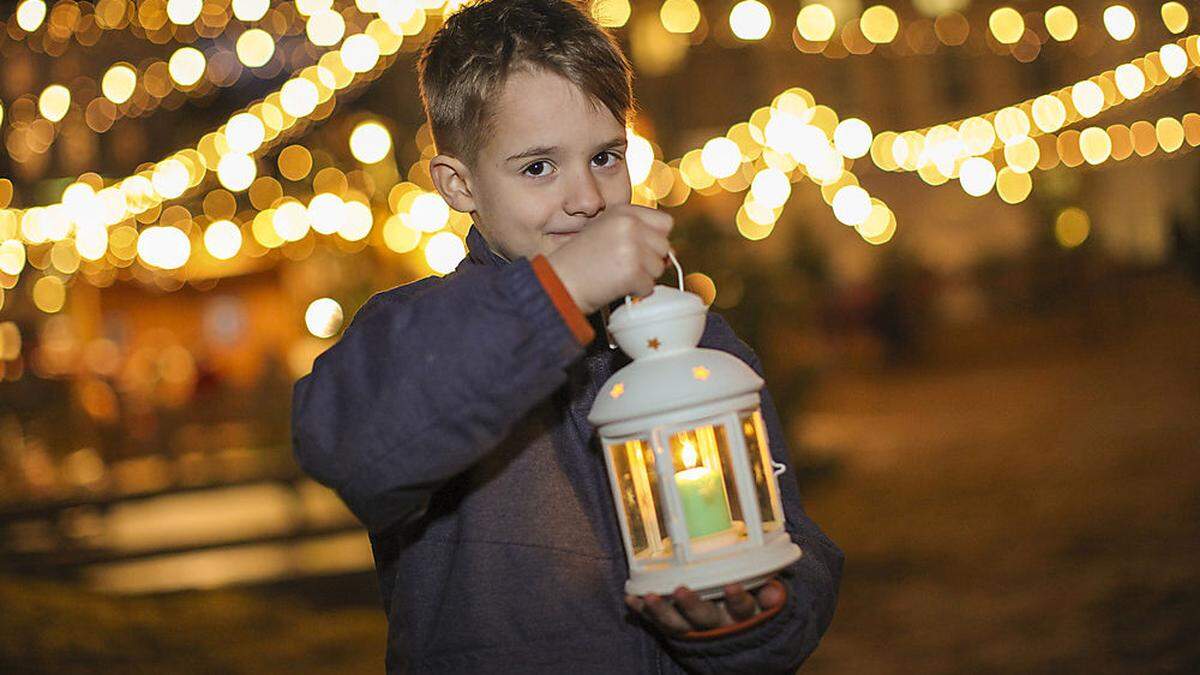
657;312;844;675
290;257;594;536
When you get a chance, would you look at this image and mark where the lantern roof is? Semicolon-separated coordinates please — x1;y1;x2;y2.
588;284;763;431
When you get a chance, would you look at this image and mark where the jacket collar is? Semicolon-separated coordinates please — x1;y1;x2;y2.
465;225;510;268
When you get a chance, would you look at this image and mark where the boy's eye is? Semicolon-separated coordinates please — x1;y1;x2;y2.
523;161;552;177
592;151;622;167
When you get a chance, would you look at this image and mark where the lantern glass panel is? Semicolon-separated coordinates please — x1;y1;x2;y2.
609;439;672;560
740;409;782;531
666;424;742;540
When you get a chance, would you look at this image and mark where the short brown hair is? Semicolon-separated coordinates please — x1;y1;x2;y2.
417;0;634;166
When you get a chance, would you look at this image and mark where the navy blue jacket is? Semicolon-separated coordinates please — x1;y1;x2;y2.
291;226;843;673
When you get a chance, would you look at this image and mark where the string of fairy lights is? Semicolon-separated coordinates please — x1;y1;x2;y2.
0;0;1198;329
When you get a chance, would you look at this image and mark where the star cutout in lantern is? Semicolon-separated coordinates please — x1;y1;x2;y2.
647;337;661;350
610;382;625;399
692;366;711;381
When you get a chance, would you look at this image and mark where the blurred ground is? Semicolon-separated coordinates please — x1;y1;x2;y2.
800;271;1200;674
4;272;1199;673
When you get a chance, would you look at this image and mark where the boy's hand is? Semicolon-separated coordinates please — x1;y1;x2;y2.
624;579;786;636
545;204;674;315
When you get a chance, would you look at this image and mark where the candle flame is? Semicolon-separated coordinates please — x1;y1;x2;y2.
681;440;698;468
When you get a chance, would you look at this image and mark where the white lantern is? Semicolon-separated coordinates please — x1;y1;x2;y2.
589;256;802;600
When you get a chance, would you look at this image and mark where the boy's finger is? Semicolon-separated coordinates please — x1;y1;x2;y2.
671;586;723;630
624;594;645;613
723;583;760;622
642;593;693;635
755;578;787;609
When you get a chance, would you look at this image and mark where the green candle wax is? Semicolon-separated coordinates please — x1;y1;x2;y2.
674;466;732;538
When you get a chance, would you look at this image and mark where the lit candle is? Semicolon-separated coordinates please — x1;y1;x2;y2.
674;462;732;539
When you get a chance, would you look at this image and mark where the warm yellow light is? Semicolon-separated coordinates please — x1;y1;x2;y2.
101;64;137;105
1103;5;1136;41
204;220;243;260
137;226;191;270
1160;43;1188;78
626;131;654;185
1055;207;1089;248
1113;63;1146;100
860;5;899;44
152;159;190;199
274;201;312;241
168;47;207;87
226;113;266;154
729;0;772;41
1071;81;1105;118
307;9;346;46
1161;2;1189;34
33;276;66;313
383;214;421;253
795;4;836;42
1079;127;1113;165
296;0;334;16
700;137;742;178
335;201;371;241
16;0;47;32
1044;6;1078;41
989;7;1025;45
279;145;314;181
834;118;872;159
591;0;631;28
38;85;71;122
217;153;257;192
409;192;451;233
166;0;202;25
994;107;1030;143
349;121;393;164
1156;117;1186;152
660;0;700;34
960;117;996;155
425;231;466;274
1004;137;1040;174
236;29;275;68
996;168;1033;204
280;79;320;117
831;185;871;226
75;225;108;261
305;298;344;339
307;193;346;235
342;34;382;73
959;157;997;197
749;169;791;209
232;0;269;22
1032;94;1067;133
0;240;27;276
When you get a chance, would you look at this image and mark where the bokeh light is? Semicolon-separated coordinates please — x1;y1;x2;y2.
38;85;71;122
1055;207;1090;248
102;65;138;105
305;298;344;339
1103;5;1136;41
425;231;467;274
729;0;771;41
349;121;393;164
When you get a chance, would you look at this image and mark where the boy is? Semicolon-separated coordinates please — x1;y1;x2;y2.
291;0;843;672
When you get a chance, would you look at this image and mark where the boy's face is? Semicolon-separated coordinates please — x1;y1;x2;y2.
433;67;632;261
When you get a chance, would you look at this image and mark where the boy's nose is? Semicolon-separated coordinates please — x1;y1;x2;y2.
564;169;605;218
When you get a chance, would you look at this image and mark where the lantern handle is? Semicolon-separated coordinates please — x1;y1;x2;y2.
772;460;787;477
624;248;684;311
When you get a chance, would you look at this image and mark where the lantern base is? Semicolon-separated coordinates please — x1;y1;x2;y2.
625;538;801;601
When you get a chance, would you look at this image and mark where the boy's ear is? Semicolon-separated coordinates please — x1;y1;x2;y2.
429;154;477;213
